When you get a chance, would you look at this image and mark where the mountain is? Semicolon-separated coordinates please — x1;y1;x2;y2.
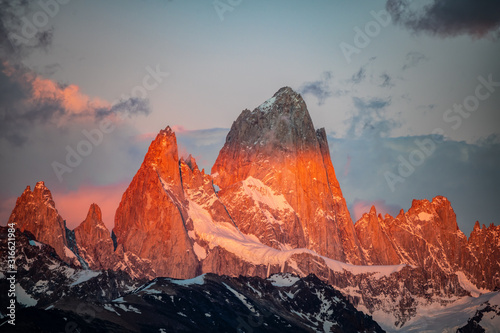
7;181;78;265
354;196;500;290
113;127;201;278
73;203;114;269
212;87;364;264
3;87;500;331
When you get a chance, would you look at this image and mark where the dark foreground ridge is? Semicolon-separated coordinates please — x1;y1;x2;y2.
0;227;383;333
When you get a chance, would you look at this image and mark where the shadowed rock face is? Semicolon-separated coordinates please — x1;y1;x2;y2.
212;87;364;264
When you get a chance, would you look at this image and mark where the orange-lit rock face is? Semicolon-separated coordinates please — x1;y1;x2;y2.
113;127;199;278
8;181;71;263
464;222;500;290
356;197;467;270
354;196;500;290
212;87;364;264
74;203;114;269
354;206;401;265
383;196;467;272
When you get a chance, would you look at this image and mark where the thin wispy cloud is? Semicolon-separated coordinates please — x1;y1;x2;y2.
379;73;394;88
350;66;367;85
346;97;396;138
402;51;429;70
298;71;335;106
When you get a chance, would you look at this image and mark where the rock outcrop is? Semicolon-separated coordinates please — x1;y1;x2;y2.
354;196;500;290
7;181;76;264
74;203;115;269
463;222;500;290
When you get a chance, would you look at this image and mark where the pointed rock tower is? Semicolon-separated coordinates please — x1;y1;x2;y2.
113;127;199;278
74;203;114;269
8;181;74;263
212;87;364;264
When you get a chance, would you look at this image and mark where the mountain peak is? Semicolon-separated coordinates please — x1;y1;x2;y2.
212;87;364;264
182;154;198;171
76;203;108;236
85;203;103;222
35;181;47;189
272;86;301;101
9;182;70;262
256;86;304;114
159;125;174;136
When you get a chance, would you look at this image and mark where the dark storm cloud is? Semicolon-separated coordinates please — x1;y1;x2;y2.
298;71;335;106
386;0;500;38
0;0;54;58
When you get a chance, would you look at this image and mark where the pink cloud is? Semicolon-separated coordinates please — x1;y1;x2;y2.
31;77;109;117
171;125;188;133
2;61;118;124
0;196;17;226
135;132;157;142
51;182;128;231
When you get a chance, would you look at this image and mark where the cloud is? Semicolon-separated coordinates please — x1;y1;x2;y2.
0;1;54;58
97;97;150;119
51;182;129;230
297;71;335;105
379;73;394;88
176;128;229;172
351;199;401;222
345;96;397;139
402;51;428;70
0;62;150;145
329;134;500;236
350;67;366;85
386;0;500;38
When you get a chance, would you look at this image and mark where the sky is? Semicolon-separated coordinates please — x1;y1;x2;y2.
0;0;499;236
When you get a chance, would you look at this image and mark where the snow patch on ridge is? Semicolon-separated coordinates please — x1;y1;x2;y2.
257;96;276;113
417;212;433;221
15;283;37;307
378;292;500;333
268;273;300;287
170;274;206;286
456;271;488;297
70;270;101;286
188;199;408;278
193;242;207;260
241;176;293;213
